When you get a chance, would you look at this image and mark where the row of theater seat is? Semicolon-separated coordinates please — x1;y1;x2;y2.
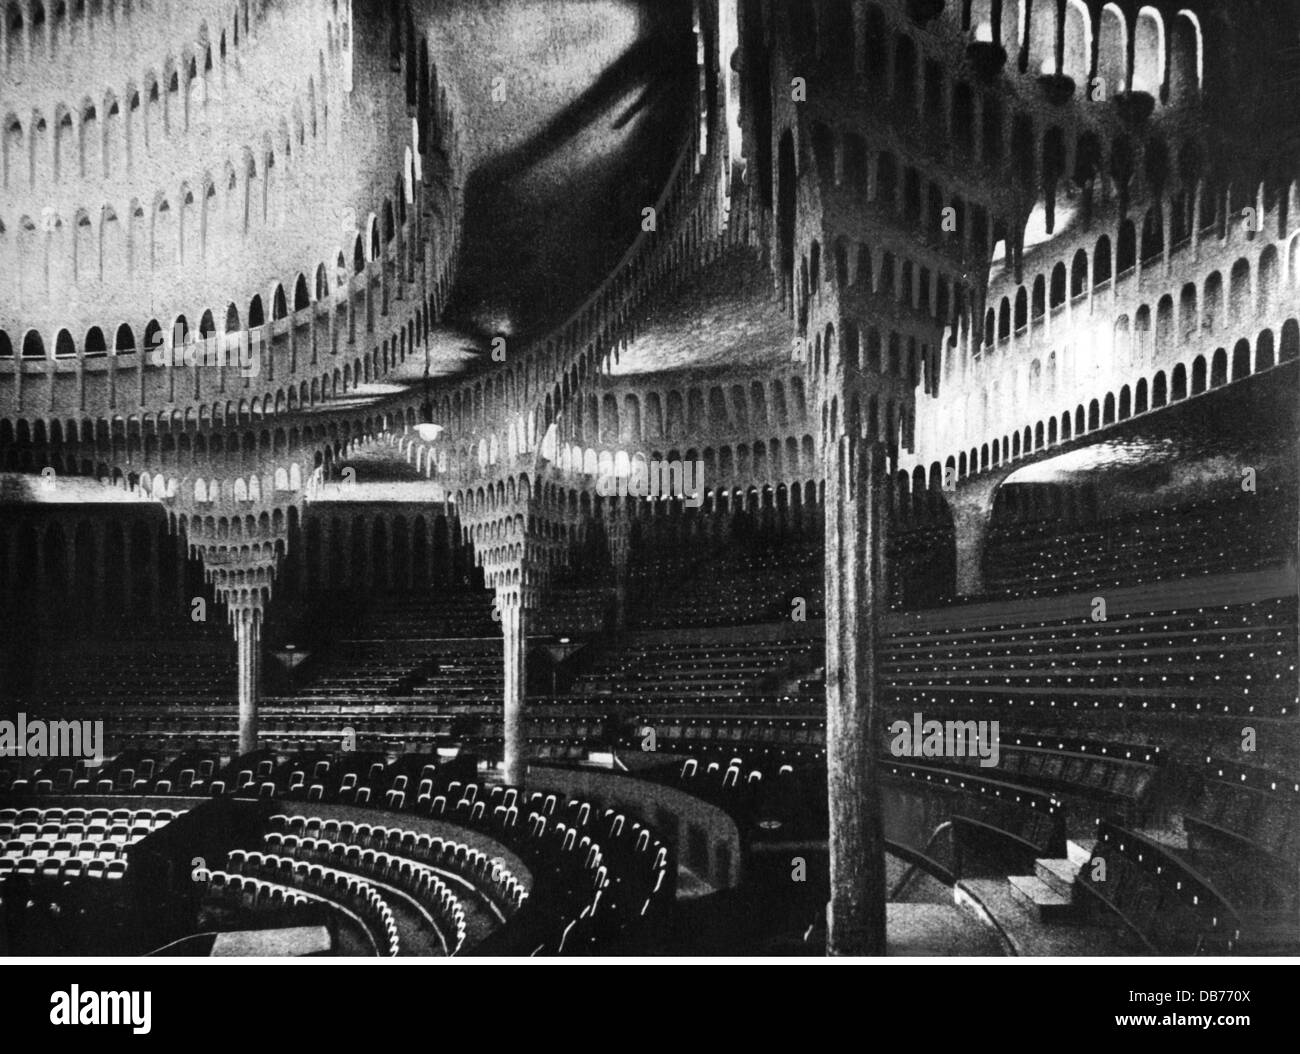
1186;758;1300;869
355;592;500;639
299;639;502;703
267;812;529;918
985;489;1297;600
200;872;313;915
12;641;234;704
1076;821;1250;954
3;742;677;956
574;636;820;697
626;543;824;630
884;597;1297;717
664;747;1295;953
259;839;470;952
0;856;129;881
0;804;185;887
216;855;402;956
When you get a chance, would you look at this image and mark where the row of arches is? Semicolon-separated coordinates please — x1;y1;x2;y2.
1;0;269;70
798;1;1205;222
554;435;820;491
965;1;1203;100
0;183;409;361
2;15;332;194
942;322;1297;483
0;402;413;469
1111;241;1294;366
566;376;810;449
806;120;989;272
0;124;411;313
0;4;459;420
808;314;941;397
797;1;1203;105
985;201;1293;350
1;302;431;452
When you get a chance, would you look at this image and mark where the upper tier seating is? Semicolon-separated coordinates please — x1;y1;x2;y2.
9;637;235;706
985;489;1296;600
627;542;824;629
359;592;499;639
573;636;820;697
884;597;1297;718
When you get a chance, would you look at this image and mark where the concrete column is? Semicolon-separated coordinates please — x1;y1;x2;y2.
952;500;991;596
948;468;1010;597
236;614;261;755
825;435;886;956
501;593;528;787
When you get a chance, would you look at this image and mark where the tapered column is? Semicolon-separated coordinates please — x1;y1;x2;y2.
236;613;262;755
500;591;528;787
825;435;886;956
952;500;990;597
948;467;1012;598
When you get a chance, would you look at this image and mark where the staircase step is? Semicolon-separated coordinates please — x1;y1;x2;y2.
1034;857;1081;899
1007;875;1079;922
1066;838;1094;867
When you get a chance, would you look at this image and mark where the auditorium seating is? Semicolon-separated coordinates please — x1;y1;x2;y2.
626;542;824;629
530;585;615;636
223;852;403;956
884;597;1297;718
360;592;499;639
907;736;1164;828
1;744;675;955
263;818;519;950
1181;757;1300;919
882;759;1067;866
1075;821;1257;954
3;491;1292;958
0;804;185;882
1186;758;1300;869
630;709;826;761
573;635;821;697
10;636;235;707
985;489;1297;600
199;870;314;915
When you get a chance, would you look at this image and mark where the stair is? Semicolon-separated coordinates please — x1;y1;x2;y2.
1066;838;1094;867
1006;846;1093;923
1035;857;1080;898
1007;874;1078;922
